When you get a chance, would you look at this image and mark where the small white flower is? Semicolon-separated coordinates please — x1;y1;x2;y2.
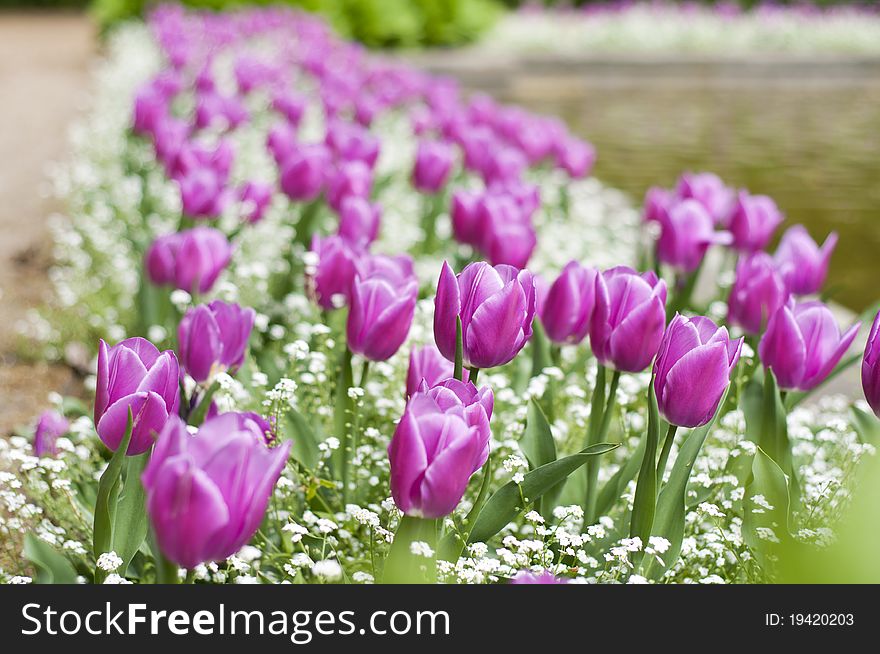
96;551;123;572
312;559;342;580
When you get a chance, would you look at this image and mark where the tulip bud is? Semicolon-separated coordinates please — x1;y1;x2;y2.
759;300;859;392
266;122;298;166
654;314;743;428
862;311;880;417
555;137;595;179
94;337;180;455
540;261;598;345
178;300;256;384
450;189;482;248
434;261;537;370
306;234;362;310
482;146;528;185
239;180;273;224
271;90;306;126
727;252;789;335
406;344;469;397
676;172;734;226
145;227;234;295
728;190;784;252
773;225;837;296
388;380;492;518
279;143;331;202
178;167;230;219
644;186;675;224
590;267;668;373
347;262;418;362
477;193;537;269
325;119;380;168
656;199;732;273
142;414;290;568
33;410;69;458
326;160;373;212
337;196;381;248
412;140;455;194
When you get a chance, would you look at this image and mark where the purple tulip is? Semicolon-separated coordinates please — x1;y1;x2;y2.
450;189;482;248
178;167;230;219
238;180;273;224
728;191;784;252
347;263;418;362
412;140;455;194
194;92;248;131
510;569;568;585
325;119;380;168
178;301;256;384
388;380;492;518
355;252;415;284
337;196;381;248
459;125;494;174
759;301;859;392
862;311;880;417
540;261;598;345
271;91;306;126
653;314;743;428
33;410;69;457
482;146;528;185
142;413;290;569
434;261;537;370
95;337;180;456
656;199;732;273
476;193;537;268
306;234;362;310
406;344;469;397
773;225;837;295
326;160;373;212
555;137;595;179
644;186;676;224
145;227;234;294
133;88;168;137
279;143;331;202
727;252;789;335
676;172;734;226
266;122;298;165
590;267;668;373
488;179;541;218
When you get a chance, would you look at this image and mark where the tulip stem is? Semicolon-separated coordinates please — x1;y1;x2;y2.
453;316;463;382
383;515;438;584
359;360;370;389
584;367;620;523
467;367;480;385
655;424;679;484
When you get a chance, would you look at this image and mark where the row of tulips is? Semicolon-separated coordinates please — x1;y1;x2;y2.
17;6;879;585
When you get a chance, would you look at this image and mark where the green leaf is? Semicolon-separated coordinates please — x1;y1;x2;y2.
759;369;790;469
93;409;134;576
850;404;880;445
530;320;553;378
453;315;463;382
383;515;438;584
24;534;79;584
596;432;646;518
521;399;557;470
630;381;660;541
644;388;727;580
467;442;618;545
743;446;791;575
111;451;150;576
285;407;321;470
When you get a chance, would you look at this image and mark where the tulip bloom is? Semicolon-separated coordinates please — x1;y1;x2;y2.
644;186;675;224
590;267;668;373
676;172;734;226
727;252;789;335
773;225;837;296
412;140;454;194
325;119;380;168
271;91;306;126
434;261;537;370
145;227;233;294
347;266;419;362
759;301;859;392
306;234;361;310
555;138;595;179
178;167;230;219
178;301;256;384
728;191;784;252
656;199;732;273
239;180;273;224
326;160;373;212
337;196;381;248
266;122;298;165
862;311;880;417
95;337;180;455
279;143;331;202
540;261;597;345
406;344;469;397
450;189;482;248
33;410;69;457
388;380;492;518
654;314;743;428
142;414;290;569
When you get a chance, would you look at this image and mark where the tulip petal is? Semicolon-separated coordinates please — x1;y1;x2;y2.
759;305;806;390
661;343;731;428
433;261;462;362
466;279;527;369
607;295;666;373
97;391;169;455
388;410;428;515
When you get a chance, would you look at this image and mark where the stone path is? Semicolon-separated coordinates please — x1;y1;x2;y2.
0;12;95;434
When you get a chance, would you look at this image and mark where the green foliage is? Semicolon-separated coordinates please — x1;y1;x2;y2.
88;0;500;47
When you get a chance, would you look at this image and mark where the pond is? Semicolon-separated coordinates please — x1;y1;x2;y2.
447;60;880;312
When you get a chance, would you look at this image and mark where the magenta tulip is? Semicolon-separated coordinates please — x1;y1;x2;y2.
555;137;595;179
178;300;255;384
178;167;230;219
540;261;598;345
337;196;381;248
325;119;380;168
238;180;273;224
412;139;454;194
759;301;859;392
676;172;734;226
654;314;743;428
307;234;361;310
450;189;482;248
862;311;880;417
510;569;568;585
326;160;373;212
656;199;732;273
95;337;180;455
773;225;837;296
347;264;418;362
142;413;290;568
727;252;789;335
728;191;784;252
406;344;469;397
590;267;668;373
145;227;233;294
33;410;69;458
434;261;536;370
279;143;331;202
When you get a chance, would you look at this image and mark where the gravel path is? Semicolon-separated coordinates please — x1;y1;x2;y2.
0;12;95;434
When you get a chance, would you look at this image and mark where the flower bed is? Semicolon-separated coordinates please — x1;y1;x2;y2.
1;5;877;585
